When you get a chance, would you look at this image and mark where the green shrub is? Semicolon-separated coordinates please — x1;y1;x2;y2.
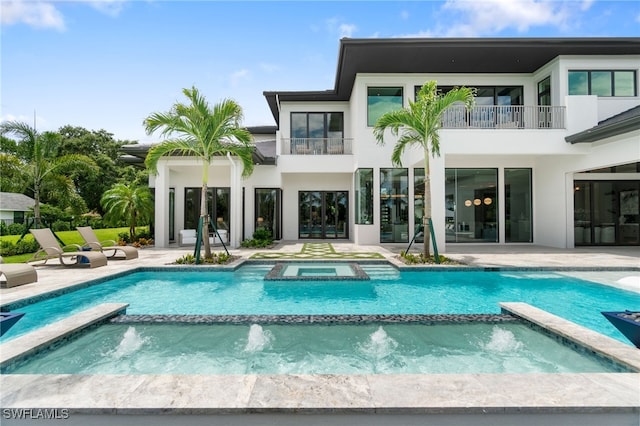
0;239;39;256
241;228;274;248
7;223;26;235
175;252;234;265
52;220;71;231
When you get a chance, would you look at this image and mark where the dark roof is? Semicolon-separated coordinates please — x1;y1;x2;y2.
565;105;640;144
264;37;640;124
0;192;35;212
120;140;277;167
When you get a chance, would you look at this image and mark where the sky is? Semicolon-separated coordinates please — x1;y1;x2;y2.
1;0;639;144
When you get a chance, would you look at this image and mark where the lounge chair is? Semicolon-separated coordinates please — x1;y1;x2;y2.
76;226;138;260
0;256;37;288
29;228;107;268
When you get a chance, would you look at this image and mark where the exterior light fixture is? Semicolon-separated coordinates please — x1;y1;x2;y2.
483;197;492;205
464;200;472;207
473;198;481;206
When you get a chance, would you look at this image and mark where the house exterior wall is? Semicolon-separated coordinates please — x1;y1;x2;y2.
150;46;639;249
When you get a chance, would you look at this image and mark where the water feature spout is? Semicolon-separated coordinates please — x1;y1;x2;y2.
244;324;273;352
111;326;147;359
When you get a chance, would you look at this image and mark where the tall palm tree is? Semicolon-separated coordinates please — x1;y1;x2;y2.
144;86;255;258
374;81;475;258
101;183;154;241
0;121;98;228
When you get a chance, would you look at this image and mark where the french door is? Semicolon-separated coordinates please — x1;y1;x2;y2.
298;191;348;239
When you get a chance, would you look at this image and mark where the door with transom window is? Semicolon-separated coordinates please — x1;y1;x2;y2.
298;191;348;239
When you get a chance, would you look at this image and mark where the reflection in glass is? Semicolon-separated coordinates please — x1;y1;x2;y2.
591;71;612;97
355;169;373;224
505;169;532;242
414;168;425;243
614;71;636;96
380;168;409;243
445;169;498;243
568;71;588;95
255;188;281;239
299;191;348;239
368;87;403;126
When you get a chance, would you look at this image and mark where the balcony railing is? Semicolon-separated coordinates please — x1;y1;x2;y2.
441;105;565;129
282;138;353;155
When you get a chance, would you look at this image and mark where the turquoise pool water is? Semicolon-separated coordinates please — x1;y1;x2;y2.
2;264;639;343
4;323;625;374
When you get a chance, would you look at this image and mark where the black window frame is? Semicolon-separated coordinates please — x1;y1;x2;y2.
568;70;637;97
290;112;344;139
367;86;404;127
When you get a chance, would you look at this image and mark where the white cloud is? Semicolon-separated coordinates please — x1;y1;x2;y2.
259;63;280;73
400;10;410;20
89;0;127;17
230;69;250;87
403;0;585;38
442;0;572;36
325;17;357;38
339;23;357;38
1;0;66;31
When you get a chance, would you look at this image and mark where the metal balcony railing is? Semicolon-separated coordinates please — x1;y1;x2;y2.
441;105;565;129
282;138;354;155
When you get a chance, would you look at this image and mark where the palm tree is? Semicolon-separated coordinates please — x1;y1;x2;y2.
373;81;475;258
143;86;255;258
101;183;154;241
0;121;98;228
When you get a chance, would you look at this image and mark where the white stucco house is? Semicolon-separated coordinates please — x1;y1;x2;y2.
0;192;35;226
124;37;640;250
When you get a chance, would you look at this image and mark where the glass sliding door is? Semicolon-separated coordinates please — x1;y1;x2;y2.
445;169;498;243
574;180;639;246
299;191;348;239
380;168;409;243
505;169;532;242
184;187;230;234
414;168;425;243
255;188;282;240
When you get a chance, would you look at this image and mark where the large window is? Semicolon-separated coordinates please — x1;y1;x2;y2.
445;169;498;243
184;187;230;233
574;181;639;246
380;168;409;243
255;188;281;240
537;77;551;106
505;169;532;243
291;112;343;139
368;87;403;126
432;86;523;106
569;70;637;96
413;168;425;243
355;168;373;224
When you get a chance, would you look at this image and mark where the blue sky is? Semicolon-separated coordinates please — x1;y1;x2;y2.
2;0;639;143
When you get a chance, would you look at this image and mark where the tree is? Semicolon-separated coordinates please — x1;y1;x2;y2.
101;183;154;241
143;86;255;258
373;81;475;258
57;125;140;213
0;121;98;227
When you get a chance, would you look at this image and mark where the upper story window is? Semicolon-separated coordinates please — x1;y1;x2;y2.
568;70;637;97
537;77;551;106
291;112;344;139
368;87;403;127
417;86;523;106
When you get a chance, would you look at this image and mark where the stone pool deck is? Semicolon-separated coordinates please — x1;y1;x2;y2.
1;243;639;425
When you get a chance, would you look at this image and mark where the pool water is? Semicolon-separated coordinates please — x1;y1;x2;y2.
3;323;624;375
2;264;639;344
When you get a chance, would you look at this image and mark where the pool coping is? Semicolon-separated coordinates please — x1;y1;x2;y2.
1;302;638;415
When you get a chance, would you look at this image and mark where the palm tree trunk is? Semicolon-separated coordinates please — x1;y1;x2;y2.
423;152;432;258
34;186;42;229
200;166;211;259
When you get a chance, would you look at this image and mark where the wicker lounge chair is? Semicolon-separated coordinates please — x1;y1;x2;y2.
0;256;37;288
29;228;108;268
76;226;138;260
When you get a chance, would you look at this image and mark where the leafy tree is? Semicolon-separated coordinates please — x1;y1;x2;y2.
57;125;140;213
100;183;153;241
0;121;98;227
374;81;475;258
143;86;254;258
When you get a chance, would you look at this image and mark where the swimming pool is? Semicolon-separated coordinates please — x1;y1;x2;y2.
4;322;626;375
2;263;639;344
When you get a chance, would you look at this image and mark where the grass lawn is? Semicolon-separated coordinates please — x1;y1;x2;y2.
1;227;148;263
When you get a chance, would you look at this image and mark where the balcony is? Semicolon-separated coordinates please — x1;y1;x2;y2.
441;105;565;129
282;138;354;155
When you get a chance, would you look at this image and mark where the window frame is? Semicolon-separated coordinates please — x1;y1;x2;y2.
290;112;344;139
568;70;637;97
367;86;404;127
